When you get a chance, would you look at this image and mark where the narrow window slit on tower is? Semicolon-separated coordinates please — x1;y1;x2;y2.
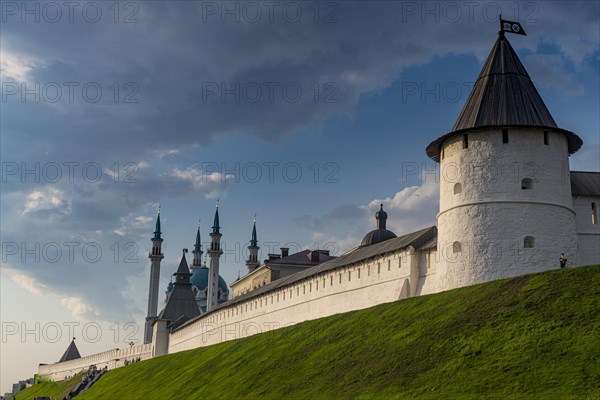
454;183;462;195
524;236;535;248
452;241;461;254
462;134;468;149
521;178;533;190
544;131;549;145
502;129;509;143
592;202;597;225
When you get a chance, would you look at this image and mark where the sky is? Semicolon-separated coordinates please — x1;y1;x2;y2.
1;0;599;393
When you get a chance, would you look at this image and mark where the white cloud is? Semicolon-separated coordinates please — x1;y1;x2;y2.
60;296;96;318
172;167;231;199
0;51;45;82
22;188;71;216
4;268;48;296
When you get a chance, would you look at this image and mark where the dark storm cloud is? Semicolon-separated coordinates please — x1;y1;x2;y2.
1;0;598;319
3;1;596;164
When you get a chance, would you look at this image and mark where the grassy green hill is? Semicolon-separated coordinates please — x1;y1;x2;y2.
17;265;600;399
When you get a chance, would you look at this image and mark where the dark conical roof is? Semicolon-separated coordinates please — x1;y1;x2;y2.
426;33;582;162
58;338;81;362
158;253;201;330
153;210;162;240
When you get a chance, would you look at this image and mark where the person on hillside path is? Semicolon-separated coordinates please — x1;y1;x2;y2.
560;253;567;268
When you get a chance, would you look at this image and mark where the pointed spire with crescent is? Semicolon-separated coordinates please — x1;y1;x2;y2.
153;204;162;240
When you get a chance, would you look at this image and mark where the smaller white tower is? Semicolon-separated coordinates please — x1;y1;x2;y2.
144;206;164;344
207;200;223;312
246;215;260;272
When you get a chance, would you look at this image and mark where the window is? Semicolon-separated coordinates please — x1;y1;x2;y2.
521;178;533;190
453;241;461;254
357;269;361;279
378;263;381;274
330;276;333;286
524;236;535;248
463;134;469;149
441;148;445;160
544;131;549;145
502;129;509;143
454;183;462;195
593;202;597;225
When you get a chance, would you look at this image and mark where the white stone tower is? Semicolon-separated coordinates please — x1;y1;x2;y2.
191;220;203;270
207;200;223;312
246;215;260;272
144;207;164;343
426;30;582;291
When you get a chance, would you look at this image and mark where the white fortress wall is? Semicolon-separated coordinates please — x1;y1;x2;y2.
38;343;152;381
167;247;424;353
573;195;600;266
415;247;439;296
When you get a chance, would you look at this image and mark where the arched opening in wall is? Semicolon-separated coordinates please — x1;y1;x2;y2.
524;236;535;248
462;134;469;149
502;128;509;143
593;202;597;225
544;130;549;145
452;241;461;254
521;178;533;190
454;183;462;195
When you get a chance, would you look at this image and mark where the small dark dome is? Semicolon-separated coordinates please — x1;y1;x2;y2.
360;204;396;246
360;229;397;247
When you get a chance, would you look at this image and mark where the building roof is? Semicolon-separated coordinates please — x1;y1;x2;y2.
265;249;336;266
158;254;201;329
177;226;437;330
189;267;229;293
360;229;397;247
58;338;81;362
361;204;397;246
426;33;582;162
571;171;600;196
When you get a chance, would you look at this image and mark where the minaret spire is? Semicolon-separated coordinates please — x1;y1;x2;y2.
191;219;203;269
153;204;162;240
145;205;164;344
212;198;220;234
207;199;223;312
246;214;260;273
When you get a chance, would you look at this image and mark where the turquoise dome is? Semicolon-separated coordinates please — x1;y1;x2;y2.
190;267;229;295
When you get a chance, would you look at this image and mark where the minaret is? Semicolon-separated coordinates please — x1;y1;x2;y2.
207;200;223;312
191;220;203;270
144;206;164;344
246;215;260;272
426;28;582;291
